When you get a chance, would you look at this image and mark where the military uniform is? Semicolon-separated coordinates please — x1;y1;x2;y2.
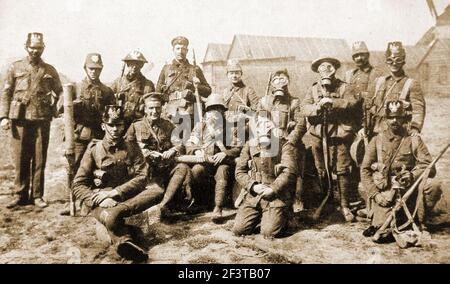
1;34;62;203
302;72;359;214
126;115;191;211
361;127;442;229
232;140;297;238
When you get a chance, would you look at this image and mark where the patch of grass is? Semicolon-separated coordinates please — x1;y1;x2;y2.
264;252;292;264
188;255;218;264
186;236;226;250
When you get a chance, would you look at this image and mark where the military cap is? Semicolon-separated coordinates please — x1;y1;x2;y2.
273;69;290;79
385;100;406;118
226;59;242;72
84;53;103;69
311;56;341;73
26;32;45;48
352;41;369;56
103;105;125;124
122;50;148;63
142;92;163;103
385;41;406;58
205;93;227;111
171;36;189;47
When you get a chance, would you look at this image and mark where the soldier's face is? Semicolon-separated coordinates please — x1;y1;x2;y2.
256;117;275;147
173;44;188;61
26;46;44;60
353;53;370;67
386;56;405;73
102;122;126;140
144;101;162;120
126;61;144;78
386;116;405;132
318;62;336;79
227;71;242;84
85;67;102;81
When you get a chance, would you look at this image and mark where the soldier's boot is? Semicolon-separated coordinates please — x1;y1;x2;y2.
116;240;148;262
33;198;48;208
6;195;29;209
157;166;188;221
97;204;131;231
211;181;227;223
293;176;305;213
338;175;355;223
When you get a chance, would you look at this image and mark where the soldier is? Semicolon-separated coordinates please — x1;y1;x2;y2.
232;115;297;238
73;105;163;262
258;69;306;212
302;56;359;222
72;53;115;171
111;50;155;127
367;42;425;137
361;100;442;242
156;36;211;128
126;93;191;220
186;93;241;222
1;33;63;209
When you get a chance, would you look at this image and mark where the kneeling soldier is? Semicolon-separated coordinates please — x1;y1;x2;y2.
73;105;163;262
361;100;442;241
232;116;297;238
186;93;242;222
126;92;190;220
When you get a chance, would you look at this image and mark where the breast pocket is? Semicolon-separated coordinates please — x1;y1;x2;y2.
14;72;29;91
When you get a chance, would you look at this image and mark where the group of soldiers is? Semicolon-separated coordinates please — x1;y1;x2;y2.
0;33;444;262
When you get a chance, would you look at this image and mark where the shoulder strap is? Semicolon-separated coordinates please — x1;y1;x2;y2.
373;76;386;99
376;133;383;164
339;81;347;96
399;78;414;101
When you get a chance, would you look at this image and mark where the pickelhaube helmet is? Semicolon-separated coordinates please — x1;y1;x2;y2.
226;59;242;73
205;93;227;111
171;36;189;47
122;50;148;63
385;100;406;118
84;53;103;69
352;41;369;56
26;32;45;48
311;56;341;73
385;41;406;58
103;105;125;124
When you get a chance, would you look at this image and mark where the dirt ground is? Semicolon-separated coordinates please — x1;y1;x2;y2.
0;96;449;264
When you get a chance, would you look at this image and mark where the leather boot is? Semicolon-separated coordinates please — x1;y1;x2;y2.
338;175;355;222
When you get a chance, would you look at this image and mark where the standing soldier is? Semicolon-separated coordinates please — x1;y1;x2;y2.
126;93;191;221
258;69;306;213
186;93;241;222
72;53;115;171
232;115;297;238
1;33;63;209
302;56;359;222
361;100;442;242
156;36;211;128
73;105;163;262
111;50;155;127
367;42;425;137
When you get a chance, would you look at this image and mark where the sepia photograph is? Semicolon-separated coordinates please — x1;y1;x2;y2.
0;0;449;267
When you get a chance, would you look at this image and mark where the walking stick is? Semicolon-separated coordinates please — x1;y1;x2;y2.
63;84;76;216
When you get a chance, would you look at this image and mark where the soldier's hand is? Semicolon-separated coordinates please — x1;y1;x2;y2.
92;191;112;205
274;164;286;176
318;97;333;110
374;193;390;207
99;198;118;208
1;118;10;130
261;187;275;200
142;149;152;159
252;184;266;195
162;149;177;160
149;151;162;159
287;121;296;131
212;152;227;166
398;167;414;187
357;128;366;139
193;77;200;88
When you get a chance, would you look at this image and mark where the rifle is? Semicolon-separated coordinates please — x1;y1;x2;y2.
372;140;450;241
63;84;77;216
312;105;334;221
192;49;203;125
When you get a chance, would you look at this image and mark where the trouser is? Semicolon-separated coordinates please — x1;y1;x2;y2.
11;119;51;200
190;163;232;209
294;143;306;207
369;180;442;228
91;186;164;246
311;136;354;207
233;198;288;238
153;163;191;209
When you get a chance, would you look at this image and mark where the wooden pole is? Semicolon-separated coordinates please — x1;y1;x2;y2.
63;83;76;216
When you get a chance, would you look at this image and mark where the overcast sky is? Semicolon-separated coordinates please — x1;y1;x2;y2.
0;0;448;82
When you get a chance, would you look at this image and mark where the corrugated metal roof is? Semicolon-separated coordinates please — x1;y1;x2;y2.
369;45;430;70
203;43;231;63
226;34;352;62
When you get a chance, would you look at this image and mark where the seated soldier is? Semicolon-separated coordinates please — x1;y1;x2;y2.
361;100;442;242
232;115;297;238
72;105;164;262
126;92;191;221
186;93;242;222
